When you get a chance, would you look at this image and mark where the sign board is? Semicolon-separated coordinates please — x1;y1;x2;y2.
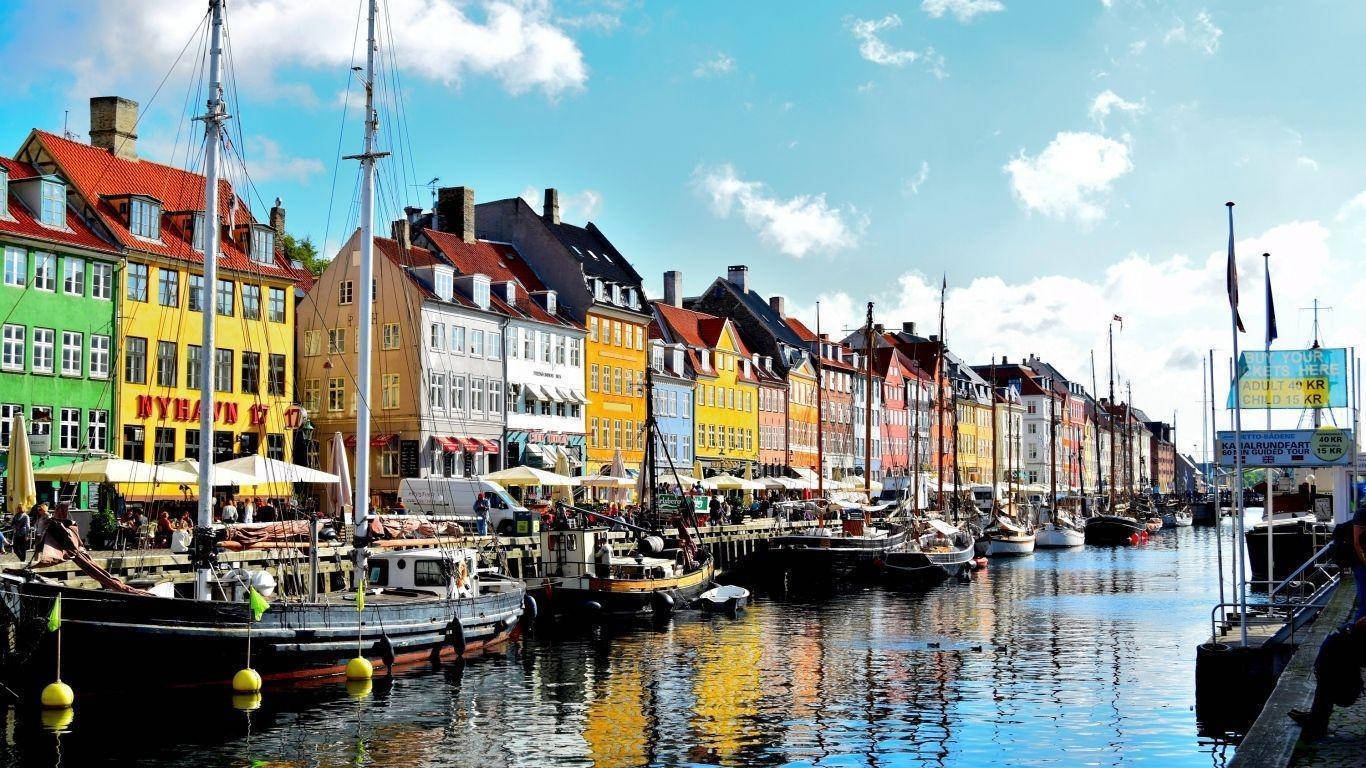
655;493;682;512
27;432;50;455
1229;348;1348;409
1216;428;1354;467
399;440;420;478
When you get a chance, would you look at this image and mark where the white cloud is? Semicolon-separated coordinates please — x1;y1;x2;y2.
1088;89;1145;128
693;51;736;78
857;80;877;93
519;186;603;220
903;161;930;195
921;0;1005;23
1004;131;1133;224
1164;10;1223;56
21;0;588;102
791;219;1351;460
1296;156;1319;171
693;163;865;258
558;12;621;34
241;136;325;184
847;15;946;77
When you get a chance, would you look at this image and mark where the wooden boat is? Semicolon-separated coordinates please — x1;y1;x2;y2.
1083;512;1145;545
882;520;975;588
697;585;750;614
529;527;713;618
1145;517;1164;532
764;507;908;588
980;514;1036;556
1035;520;1085;548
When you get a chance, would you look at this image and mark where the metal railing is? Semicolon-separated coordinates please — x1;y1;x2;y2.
1207;540;1341;644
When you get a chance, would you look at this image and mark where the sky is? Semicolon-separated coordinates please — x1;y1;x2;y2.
2;0;1365;462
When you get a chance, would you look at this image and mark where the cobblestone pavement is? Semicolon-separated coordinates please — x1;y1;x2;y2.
1289;694;1365;768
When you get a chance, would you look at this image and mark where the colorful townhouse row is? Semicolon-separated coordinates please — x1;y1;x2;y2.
0;95;1185;511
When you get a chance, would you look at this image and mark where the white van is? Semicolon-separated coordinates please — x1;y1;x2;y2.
397;477;530;535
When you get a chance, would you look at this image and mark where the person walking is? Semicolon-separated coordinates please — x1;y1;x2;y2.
473;492;490;536
1288;616;1366;740
1352;500;1366;622
11;507;32;561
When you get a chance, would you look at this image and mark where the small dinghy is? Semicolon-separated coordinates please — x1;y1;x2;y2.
698;585;750;615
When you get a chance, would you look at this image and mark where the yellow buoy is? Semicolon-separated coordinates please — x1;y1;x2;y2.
39;706;74;732
40;681;74;709
232;668;262;693
231;692;262;711
345;657;373;681
346;678;373;699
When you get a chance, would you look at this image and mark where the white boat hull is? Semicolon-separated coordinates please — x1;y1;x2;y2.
1035;525;1085;548
987;535;1036;556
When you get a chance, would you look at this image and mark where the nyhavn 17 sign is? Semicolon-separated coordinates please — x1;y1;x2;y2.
1228;347;1348;409
1216;428;1353;467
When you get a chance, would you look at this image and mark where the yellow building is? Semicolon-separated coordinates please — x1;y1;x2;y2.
20;115;308;498
651;301;758;476
584;306;649;474
955;384;996;486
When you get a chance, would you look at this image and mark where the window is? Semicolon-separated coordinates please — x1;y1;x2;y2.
589;417;598;448
614;419;623;449
241;352;260;394
328;328;347;354
302;379;320;412
214;348;233;392
32;328;54;373
450;325;465;354
186;345;202;389
268;354;286;396
635;325;644;350
129;198;160;239
381;323;400;350
86;409;107;453
216;279;234;316
241;284;261;319
250;226;276;264
58;257;86;296
182;428;201;461
612;322;621;346
506;328;519;358
60;331;82;376
589;317;598;342
187;274;204;312
339;280;354;305
570;338;581;366
470;329;484;357
3;247;26;287
1;325;22;370
487;332;501;360
521;329;534;359
490;380;503;414
380;445;399;477
430;372;447;411
471;378;485;415
268;287;286;322
40;181;66;227
126;262;148;301
119;335;146;383
33;252;55;291
328;378;345;411
266;433;285;461
121;425;145;461
382;374;400;409
554;336;566;365
153;427;176;464
625;420;635;451
154;341;177;387
190;212;207;252
589;364;598;392
434;272;452;299
429;323;445;350
451;375;466;415
613;367;622;394
156;268;179;307
53;407;80;452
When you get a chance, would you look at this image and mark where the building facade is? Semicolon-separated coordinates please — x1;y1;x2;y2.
756;356;786;478
648;339;694;478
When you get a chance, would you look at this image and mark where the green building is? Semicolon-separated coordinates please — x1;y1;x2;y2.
0;155;120;509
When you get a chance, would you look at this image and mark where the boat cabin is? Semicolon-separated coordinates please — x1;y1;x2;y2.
365;548;479;598
541;528;687;582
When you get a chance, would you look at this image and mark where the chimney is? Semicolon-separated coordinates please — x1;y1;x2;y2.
663;270;683;308
901;321;916;335
1001;355;1008;365
543;188;560;225
726;265;748;294
873;323;884;335
769;295;785;317
269;198;286;238
89;96;138;160
404;205;423;225
390;219;411;252
436;186;476;243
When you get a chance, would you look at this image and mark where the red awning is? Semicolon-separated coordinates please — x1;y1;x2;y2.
344;433;396;448
434;436;462;453
473;438;500;454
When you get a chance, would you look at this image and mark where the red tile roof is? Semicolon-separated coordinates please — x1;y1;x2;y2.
423;229;579;329
29;130;309;284
1;157;117;254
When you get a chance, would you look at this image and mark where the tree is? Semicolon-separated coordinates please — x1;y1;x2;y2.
281;233;326;277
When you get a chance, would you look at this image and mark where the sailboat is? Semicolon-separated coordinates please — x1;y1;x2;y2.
1084;320;1145;545
1034;384;1082;548
0;0;523;690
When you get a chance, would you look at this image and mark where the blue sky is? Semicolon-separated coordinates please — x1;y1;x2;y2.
3;0;1365;456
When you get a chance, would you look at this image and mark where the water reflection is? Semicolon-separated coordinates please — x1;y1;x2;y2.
0;521;1241;767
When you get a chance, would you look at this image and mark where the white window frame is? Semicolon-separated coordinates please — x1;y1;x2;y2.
87;409;108;453
470;328;484;358
58;407;81;452
60;331;82;376
129;197;161;239
31;327;54;373
32;252;55;291
39;180;66;227
1;325;24;370
339;280;354;305
429;372;447;412
3;246;25;287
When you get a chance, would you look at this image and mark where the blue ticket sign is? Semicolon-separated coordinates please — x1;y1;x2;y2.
1229;347;1348;409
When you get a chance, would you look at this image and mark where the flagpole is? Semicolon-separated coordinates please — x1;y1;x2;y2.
1227;202;1248;646
1263;252;1275;593
1207;350;1225;615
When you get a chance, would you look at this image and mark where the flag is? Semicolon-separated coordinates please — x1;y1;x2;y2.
1113;314;1123;331
1264;254;1278;346
247;586;269;622
46;595;60;632
1226;202;1245;332
355;583;365;613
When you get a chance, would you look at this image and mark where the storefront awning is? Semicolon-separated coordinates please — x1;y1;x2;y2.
435;436;463;453
523;383;549;400
472;438;500;454
345;433;396;448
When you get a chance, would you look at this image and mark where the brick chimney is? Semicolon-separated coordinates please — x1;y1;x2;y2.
663;270;683;308
436;186;475;243
391;219;411;252
726;265;748;294
543;188;560;225
269;198;286;237
769;295;785;317
89;96;138;160
901;321;916;335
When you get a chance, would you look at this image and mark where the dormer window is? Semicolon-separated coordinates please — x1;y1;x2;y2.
191;212;207;251
543;290;556;315
622;287;634;307
611;284;621;305
472;275;491;310
651;343;664;370
249;224;275;264
699;348;710;370
128;196;160;239
434;270;453;301
40;180;67;228
0;168;8;218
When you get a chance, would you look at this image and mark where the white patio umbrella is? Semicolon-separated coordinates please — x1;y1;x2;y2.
704;472;749;491
578;472;634;488
610;449;631;504
481;465;577;487
5;414;36;514
159;459;259;487
327;432;353;520
215;454;341;485
34;457;199;485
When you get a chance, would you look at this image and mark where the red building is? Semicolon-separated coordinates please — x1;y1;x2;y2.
873;347;920;479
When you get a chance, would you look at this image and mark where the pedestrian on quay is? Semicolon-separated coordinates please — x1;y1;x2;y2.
243;496;257;524
11;507;32;562
474;492;490;536
1287;615;1366;740
709;493;721;525
1353;500;1366;622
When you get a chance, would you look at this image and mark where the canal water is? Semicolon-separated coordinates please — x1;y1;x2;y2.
2;519;1248;767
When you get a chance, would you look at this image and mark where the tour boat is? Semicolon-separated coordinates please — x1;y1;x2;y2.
529;526;714;618
882;520;976;588
1190;495;1218;526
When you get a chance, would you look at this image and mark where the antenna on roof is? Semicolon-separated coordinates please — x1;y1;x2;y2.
415;176;439;209
62;109;77;141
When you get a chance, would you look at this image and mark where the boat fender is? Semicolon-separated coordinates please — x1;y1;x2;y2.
494;619;508;635
371;633;397;674
957;565;972;583
582;600;603;616
651;590;675;617
447;619;467;657
522;594;538;624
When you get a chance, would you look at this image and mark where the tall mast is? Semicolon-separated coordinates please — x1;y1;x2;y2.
194;0;227;601
1091;349;1102;505
815;302;824;499
911;371;920;513
1048;385;1057;519
1108;321;1116;509
863;302;873;496
345;0;387;584
937;276;946;514
990;361;998;510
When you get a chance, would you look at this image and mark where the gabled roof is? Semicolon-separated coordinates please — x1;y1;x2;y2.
25;130;308;284
544;215;642;289
699;276;807;349
653;301;763;381
0;156;117;255
423;229;579;329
